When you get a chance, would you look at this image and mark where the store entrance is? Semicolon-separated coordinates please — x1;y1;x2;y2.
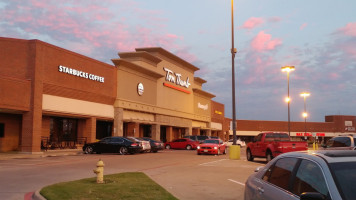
160;126;167;142
140;124;151;138
96;121;113;140
45;117;78;149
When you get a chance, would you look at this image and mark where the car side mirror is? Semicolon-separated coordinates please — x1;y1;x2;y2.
254;166;263;172
300;192;325;200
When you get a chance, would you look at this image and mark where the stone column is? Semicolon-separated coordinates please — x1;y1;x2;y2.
207;129;212;137
166;126;173;142
113;107;124;136
151;124;160;140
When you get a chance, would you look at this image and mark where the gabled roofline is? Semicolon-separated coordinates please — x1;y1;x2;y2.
135;47;200;72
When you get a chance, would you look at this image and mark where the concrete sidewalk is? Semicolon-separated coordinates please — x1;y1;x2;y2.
0;149;83;160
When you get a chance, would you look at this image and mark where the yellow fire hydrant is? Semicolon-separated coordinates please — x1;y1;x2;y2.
93;159;104;183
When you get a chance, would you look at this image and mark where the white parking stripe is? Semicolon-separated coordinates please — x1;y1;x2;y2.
199;159;228;166
228;179;245;186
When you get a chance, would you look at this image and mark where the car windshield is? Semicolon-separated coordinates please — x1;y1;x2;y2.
204;140;219;144
330;162;356;200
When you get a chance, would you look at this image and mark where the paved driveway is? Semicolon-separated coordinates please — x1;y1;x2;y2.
0;148;265;200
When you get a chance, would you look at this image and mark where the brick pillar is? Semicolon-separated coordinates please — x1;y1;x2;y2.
83;117;96;143
20;42;43;153
166;126;173;142
113;107;123;136
152;124;160;140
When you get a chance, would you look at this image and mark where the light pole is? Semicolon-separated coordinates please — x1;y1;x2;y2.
281;66;295;136
231;0;237;145
300;92;310;135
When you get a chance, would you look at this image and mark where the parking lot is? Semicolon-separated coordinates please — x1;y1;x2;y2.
0;147;266;200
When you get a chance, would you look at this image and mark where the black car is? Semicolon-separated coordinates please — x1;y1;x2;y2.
141;137;164;153
83;137;143;155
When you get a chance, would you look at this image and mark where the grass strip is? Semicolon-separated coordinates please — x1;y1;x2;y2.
40;172;177;200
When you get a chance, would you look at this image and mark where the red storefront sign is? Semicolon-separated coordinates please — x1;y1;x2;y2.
296;133;325;137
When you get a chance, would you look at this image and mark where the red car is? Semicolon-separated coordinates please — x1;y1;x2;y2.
165;138;199;150
197;139;227;155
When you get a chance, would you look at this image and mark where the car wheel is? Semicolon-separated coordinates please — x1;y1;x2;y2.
186;145;192;150
119;147;128;155
246;149;254;161
84;146;94;154
223;148;227;154
165;145;171;149
197;151;201;155
266;151;273;162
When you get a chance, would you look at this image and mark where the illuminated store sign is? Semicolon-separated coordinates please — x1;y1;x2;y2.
215;110;223;115
163;67;190;88
296;132;325;137
58;65;105;83
198;102;208;110
137;83;144;96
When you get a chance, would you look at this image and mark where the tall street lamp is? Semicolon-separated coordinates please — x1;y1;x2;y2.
281;66;295;136
231;0;237;145
300;92;310;135
229;0;240;160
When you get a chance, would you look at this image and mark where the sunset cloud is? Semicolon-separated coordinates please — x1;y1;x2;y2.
241;17;264;30
300;23;307;30
337;22;356;36
250;31;282;52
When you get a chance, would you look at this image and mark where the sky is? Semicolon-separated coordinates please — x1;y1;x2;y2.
1;0;355;122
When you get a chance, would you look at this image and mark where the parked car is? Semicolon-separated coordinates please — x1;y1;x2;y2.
83;137;143;155
246;132;308;162
183;135;210;143
244;150;356;200
197;139;227;155
227;138;246;147
165;138;199;150
141;137;164;153
126;137;151;153
322;134;356;150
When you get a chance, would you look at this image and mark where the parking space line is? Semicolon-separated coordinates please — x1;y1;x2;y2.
199;159;227;166
228;179;245;186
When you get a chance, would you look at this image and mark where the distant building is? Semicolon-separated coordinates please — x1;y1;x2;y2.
226;115;356;143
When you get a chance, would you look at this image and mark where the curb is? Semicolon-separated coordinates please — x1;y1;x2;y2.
32;189;46;200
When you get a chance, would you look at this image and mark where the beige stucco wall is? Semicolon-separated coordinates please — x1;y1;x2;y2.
42;94;114;118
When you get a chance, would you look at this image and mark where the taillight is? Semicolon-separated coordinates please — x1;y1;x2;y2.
131;143;138;147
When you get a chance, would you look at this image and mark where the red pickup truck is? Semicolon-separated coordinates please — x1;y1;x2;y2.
246;132;308;162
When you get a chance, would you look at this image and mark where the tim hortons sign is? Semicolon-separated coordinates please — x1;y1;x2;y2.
163;67;191;88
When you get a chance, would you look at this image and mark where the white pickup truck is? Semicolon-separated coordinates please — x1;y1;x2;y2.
322;134;356;150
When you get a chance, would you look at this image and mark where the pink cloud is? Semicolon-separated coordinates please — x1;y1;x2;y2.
338;22;356;36
328;72;340;80
300;23;307;30
241;17;264;30
251;31;282;52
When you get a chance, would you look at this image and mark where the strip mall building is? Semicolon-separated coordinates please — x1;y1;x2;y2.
1;37;354;153
0;37;225;153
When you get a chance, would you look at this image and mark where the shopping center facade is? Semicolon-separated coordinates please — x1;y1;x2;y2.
1;37;355;153
0;37;225;153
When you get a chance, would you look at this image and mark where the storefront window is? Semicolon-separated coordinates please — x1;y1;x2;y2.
50;117;77;142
